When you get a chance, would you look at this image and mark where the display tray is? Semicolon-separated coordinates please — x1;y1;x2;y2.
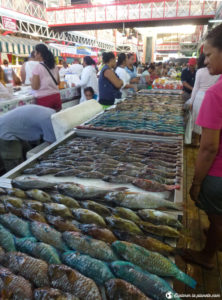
3;130;184;207
138;89;183;95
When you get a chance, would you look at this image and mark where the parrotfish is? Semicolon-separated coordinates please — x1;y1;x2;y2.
0;213;32;237
79;224;117;244
0;224;16;251
26;189;52;202
72;208;106;227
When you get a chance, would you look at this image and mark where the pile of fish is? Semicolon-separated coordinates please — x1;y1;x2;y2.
22;136;182;192
77;94;184;136
0;179;194;300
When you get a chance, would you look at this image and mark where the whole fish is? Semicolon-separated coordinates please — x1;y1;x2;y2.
114;231;175;256
105;278;150;300
0;267;33;300
12;178;56;190
58;183;127;200
79;224;117;244
21;208;47;223
48;264;102;300
112;241;196;288
24;200;44;212
133;178;180;192
62;251;115;285
72;208;106;227
34;288;80;300
44;203;72;218
106;216;143;235
5;188;26;199
46;215;80;232
113;207;141;223
0;224;16;251
103;175;135;184
26;189;51;202
139;221;181;238
62;231;118;261
0;213;32;237
138;209;183;229
1;252;49;287
110;261;180;300
0;196;23;208
81;200;111;217
30;221;68;251
105;192;181;210
50;193;80;208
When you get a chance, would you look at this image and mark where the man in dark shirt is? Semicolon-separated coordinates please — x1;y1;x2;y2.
181;58;197;101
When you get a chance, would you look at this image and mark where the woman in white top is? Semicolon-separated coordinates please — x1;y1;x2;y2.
21;51;39;85
74;56;98;103
190;53;220;135
115;53;135;98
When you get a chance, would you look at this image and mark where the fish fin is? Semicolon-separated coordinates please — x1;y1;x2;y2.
176;270;196;288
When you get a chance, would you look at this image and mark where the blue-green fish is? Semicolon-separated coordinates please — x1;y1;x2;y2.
62;251;115;285
112;241;196;288
0;224;16;251
111;261;181;300
62;231;118;261
0;213;32;237
31;221;68;251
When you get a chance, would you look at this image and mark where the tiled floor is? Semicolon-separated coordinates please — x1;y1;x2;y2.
174;146;222;299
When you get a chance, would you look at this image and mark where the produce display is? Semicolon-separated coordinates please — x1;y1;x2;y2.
152;78;183;90
0;179;194;300
78;94;184;136
22;136;182;192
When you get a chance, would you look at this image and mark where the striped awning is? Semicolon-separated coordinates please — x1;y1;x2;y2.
0;36;60;57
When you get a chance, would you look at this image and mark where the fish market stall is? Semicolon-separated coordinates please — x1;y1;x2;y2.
0;86;80;116
0;130;193;300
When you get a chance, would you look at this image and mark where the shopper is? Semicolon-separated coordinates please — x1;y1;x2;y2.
181;24;222;270
84;87;97;100
0;66;6;85
181;58;197;101
125;53;140;84
73;56;98;103
115;53;135;98
59;61;69;79
31;44;61;112
0;104;56;172
99;52;123;108
68;58;83;78
140;65;156;87
2;60;21;85
21;51;39;85
156;62;163;77
190;53;220;137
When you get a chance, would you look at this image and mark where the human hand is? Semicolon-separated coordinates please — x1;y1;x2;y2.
189;183;201;205
189;104;193;111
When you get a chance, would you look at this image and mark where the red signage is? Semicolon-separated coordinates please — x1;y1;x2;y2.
2;16;17;32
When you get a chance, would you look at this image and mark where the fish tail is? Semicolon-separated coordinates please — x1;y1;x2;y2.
176;270;196;288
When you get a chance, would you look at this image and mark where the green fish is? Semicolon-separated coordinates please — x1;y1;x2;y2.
24;200;44;212
62;231;118;261
72;208;106;227
105;192;181;210
0;203;6;214
81;200;111;217
30;221;68;251
48;264;102;300
138;209;183;229
0;224;16;251
1;252;50;287
0;196;23;208
112;241;196;288
50;193;80;208
105;278;150;300
0;213;32;237
44;203;72;218
110;261;181;300
106;216;143;235
26;189;51;203
62;251;115;284
139;221;181;238
6;188;26;199
113;207;141;223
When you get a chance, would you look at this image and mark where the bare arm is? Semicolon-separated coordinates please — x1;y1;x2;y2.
104;69;123;89
31;75;40;90
130;77;140;84
193;127;220;184
20;63;26;84
182;81;193;92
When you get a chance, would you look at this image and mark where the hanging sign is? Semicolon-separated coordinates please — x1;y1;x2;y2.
2;16;17;32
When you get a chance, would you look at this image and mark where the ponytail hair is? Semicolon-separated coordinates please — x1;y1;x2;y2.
35;43;55;69
102;52;115;64
84;56;96;66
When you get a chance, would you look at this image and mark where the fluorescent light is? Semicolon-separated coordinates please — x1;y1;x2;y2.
209;19;222;23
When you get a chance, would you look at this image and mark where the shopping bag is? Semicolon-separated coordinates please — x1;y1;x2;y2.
185;111;193;144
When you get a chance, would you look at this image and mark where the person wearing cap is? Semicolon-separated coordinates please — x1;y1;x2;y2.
181;57;197;101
